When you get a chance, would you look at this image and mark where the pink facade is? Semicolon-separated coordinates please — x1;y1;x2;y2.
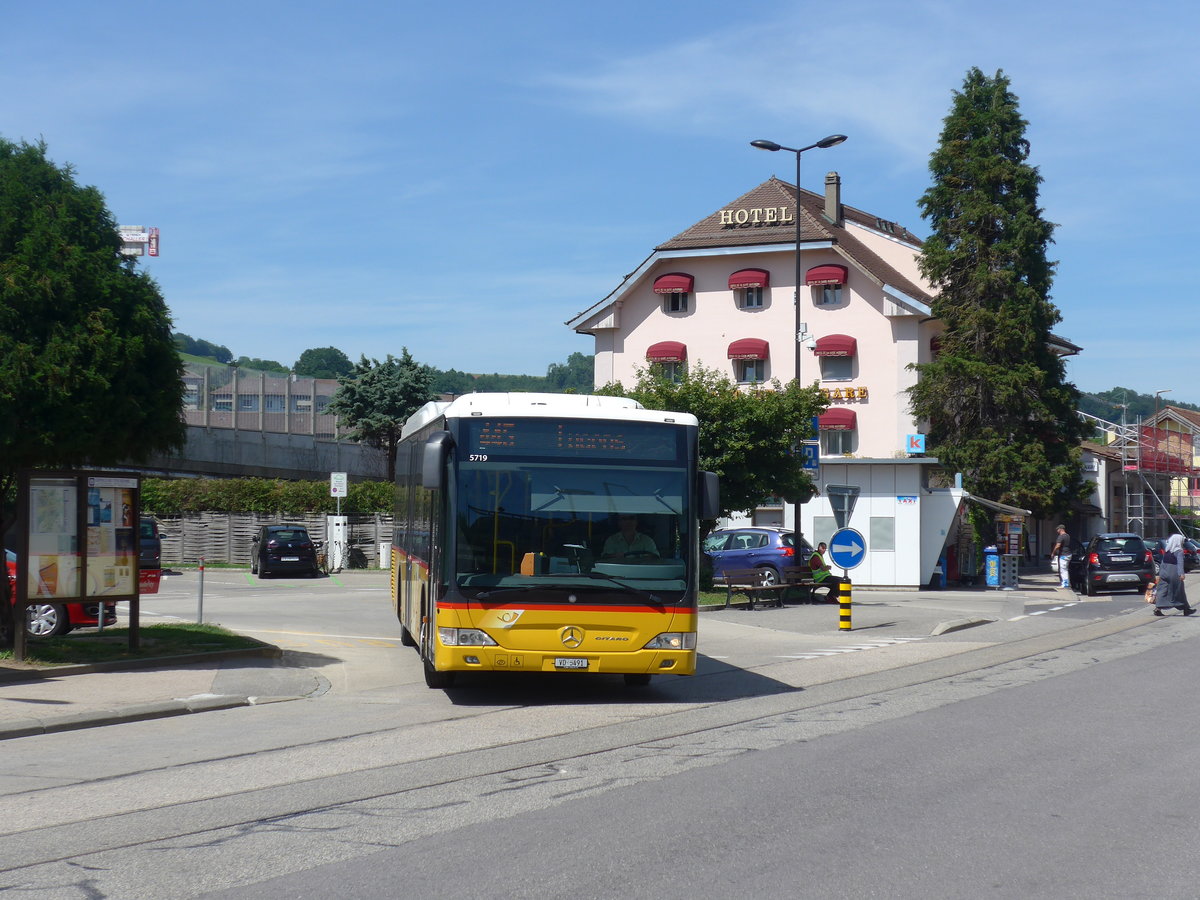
568;174;939;461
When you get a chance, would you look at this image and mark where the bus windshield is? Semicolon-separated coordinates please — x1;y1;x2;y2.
453;441;692;599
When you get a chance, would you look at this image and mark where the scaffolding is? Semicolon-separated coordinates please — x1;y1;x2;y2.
1080;407;1200;538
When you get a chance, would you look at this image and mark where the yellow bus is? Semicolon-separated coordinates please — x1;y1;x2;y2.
392;392;719;688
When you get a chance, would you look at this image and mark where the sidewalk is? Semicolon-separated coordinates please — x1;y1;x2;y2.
0;568;1077;741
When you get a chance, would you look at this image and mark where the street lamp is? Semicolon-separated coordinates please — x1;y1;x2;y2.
751;134;847;536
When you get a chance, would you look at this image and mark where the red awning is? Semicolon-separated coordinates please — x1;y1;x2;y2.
653;273;694;294
646;341;687;362
812;334;857;357
818;408;857;431
805;264;848;285
727;338;769;360
728;268;770;290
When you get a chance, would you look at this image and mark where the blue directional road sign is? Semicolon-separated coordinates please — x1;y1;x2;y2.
828;527;866;570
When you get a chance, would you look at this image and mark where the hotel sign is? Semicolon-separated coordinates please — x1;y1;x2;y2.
718;206;794;227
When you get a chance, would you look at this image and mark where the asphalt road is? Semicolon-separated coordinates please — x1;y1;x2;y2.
1;570;1193;897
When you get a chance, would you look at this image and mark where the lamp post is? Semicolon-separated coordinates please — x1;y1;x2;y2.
751;134;847;536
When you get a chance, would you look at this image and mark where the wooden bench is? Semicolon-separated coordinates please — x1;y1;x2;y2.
720;566;821;610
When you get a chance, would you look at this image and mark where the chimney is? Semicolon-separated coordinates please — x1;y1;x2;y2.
824;171;843;226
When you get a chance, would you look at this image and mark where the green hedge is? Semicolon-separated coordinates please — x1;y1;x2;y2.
142;478;393;515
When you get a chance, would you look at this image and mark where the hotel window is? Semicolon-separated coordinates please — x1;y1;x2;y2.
739;287;764;309
657;361;686;383
664;291;689;313
817;284;842;306
737;359;765;383
820;355;853;380
821;429;855;455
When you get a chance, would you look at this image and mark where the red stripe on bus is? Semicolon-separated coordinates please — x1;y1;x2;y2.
436;601;693;615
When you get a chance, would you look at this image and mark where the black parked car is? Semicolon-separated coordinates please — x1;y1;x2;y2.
251;524;320;578
1068;533;1155;596
1147;538;1200;574
138;517;162;569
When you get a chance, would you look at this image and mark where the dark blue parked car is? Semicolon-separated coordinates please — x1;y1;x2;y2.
704;526;812;585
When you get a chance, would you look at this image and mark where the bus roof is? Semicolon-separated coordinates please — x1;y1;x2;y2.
401;392;698;439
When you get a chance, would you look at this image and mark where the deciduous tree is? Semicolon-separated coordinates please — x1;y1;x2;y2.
598;364;824;521
0;138;185;642
294;346;353;379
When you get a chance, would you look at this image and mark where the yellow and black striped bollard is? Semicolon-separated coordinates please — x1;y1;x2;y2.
838;579;852;631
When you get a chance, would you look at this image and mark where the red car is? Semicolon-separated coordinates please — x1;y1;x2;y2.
6;549;117;638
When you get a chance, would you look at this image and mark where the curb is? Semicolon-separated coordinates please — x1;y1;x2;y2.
0;645;281;684
930;617;998;636
0;693;258;740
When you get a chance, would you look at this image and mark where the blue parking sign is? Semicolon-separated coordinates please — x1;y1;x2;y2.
801;442;819;471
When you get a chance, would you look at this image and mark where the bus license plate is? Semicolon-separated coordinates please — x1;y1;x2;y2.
554;657;588;670
282;556;300;562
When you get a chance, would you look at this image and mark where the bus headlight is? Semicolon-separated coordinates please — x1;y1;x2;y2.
438;627;498;647
643;632;696;650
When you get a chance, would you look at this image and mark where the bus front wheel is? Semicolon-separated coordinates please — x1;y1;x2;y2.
400;623;416;647
424;659;456;689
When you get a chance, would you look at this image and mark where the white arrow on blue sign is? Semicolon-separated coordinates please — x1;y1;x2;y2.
828;527;866;570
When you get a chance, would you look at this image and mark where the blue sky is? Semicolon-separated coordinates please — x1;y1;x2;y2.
4;1;1197;406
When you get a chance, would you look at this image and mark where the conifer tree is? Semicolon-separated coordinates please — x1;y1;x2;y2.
908;68;1088;516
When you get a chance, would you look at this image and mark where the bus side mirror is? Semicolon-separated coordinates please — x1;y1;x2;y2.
422;432;454;489
699;471;720;520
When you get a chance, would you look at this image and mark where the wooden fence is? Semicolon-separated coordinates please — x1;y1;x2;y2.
156;512;394;568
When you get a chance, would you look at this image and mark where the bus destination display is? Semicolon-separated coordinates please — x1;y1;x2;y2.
466;419;678;460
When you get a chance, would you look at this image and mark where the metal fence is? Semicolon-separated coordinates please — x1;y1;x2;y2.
182;364;343;438
157;511;394;568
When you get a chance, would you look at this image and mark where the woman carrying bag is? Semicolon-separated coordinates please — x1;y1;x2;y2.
1153;533;1196;616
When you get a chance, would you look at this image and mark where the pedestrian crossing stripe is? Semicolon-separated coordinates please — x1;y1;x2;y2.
778;636;925;660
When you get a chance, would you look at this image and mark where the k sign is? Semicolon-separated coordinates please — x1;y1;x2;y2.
905;434;926;454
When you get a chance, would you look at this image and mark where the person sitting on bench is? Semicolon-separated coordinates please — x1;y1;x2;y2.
809;542;837;603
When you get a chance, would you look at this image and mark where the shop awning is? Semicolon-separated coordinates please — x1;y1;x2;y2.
812;334;857;357
653;273;694;294
728;268;770;289
805;264;848;285
646;341;687;362
727;338;769;360
818;408;857;431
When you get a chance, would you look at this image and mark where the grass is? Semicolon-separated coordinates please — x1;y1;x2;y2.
0;623;271;668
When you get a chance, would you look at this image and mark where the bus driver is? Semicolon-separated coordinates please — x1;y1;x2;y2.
602;515;659;559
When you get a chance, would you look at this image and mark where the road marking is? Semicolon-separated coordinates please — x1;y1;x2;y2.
777;636;924;660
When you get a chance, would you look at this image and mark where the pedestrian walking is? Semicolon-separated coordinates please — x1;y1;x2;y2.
1051;524;1072;589
1154;533;1196;616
